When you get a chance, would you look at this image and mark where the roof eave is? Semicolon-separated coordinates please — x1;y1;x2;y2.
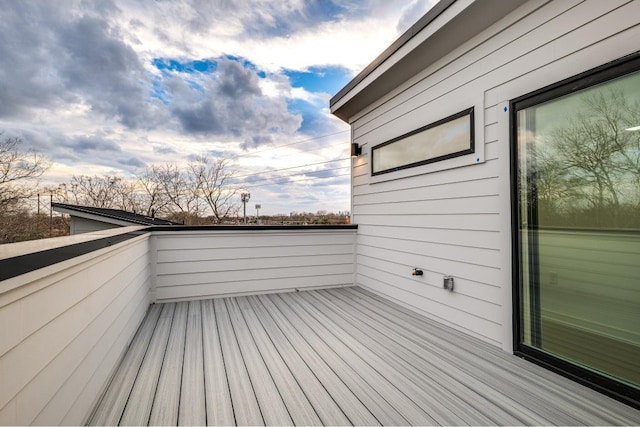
330;0;527;122
51;202;175;226
52;204;142;226
329;0;456;114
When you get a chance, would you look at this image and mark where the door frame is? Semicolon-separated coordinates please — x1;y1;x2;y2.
510;51;640;410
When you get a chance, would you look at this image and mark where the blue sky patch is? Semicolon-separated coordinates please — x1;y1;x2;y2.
152;56;268;78
284;65;352;95
150;77;170;104
152;58;218;74
287;98;326;134
304;1;348;21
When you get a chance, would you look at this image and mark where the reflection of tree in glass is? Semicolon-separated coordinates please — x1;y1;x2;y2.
538;88;640;228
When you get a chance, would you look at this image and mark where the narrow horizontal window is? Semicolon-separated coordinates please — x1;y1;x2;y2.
371;107;474;175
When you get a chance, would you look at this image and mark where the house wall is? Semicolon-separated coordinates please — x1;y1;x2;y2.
152;228;356;302
70;217;120;235
349;0;640;350
0;233;151;425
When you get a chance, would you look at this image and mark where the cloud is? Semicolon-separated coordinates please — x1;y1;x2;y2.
170;58;302;146
118;157;146;168
57;15;153;128
0;0;427;215
0;1;163;129
397;0;438;33
150;0;353;40
68;136;122;153
0;2;70;118
153;144;178;155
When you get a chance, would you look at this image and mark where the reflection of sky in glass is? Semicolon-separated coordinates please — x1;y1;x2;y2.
373;115;470;173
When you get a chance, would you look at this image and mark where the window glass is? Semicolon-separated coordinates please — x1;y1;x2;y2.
372;109;473;175
517;69;640;389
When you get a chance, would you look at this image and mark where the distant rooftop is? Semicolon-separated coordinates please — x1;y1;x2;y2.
52;202;180;226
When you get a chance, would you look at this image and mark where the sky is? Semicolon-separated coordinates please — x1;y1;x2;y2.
0;0;436;216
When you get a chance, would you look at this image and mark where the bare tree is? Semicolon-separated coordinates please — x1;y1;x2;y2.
137;165;172;217
540;88;640;227
189;156;239;222
55;158;238;225
116;179;142;213
68;175;129;208
142;163;203;224
0;135;48;213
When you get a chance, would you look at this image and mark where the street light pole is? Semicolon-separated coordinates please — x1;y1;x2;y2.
241;192;250;224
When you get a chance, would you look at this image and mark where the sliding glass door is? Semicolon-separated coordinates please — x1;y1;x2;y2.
513;57;640;405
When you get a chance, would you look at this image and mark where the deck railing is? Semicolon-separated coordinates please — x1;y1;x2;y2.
0;225;356;425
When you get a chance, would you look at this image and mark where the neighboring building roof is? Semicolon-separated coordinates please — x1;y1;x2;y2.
330;0;527;122
52;202;180;226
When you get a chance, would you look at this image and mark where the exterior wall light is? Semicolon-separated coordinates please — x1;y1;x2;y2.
351;142;362;157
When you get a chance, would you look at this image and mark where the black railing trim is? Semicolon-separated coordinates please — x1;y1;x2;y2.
150;224;359;232
0;224;358;282
0;230;151;282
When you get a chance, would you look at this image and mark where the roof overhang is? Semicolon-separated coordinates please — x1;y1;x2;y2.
330;0;528;122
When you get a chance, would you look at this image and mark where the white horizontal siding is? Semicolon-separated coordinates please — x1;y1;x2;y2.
0;234;151;425
348;0;640;348
71;217;119;235
153;229;356;302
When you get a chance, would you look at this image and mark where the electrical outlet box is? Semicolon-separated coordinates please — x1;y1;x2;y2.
443;275;454;292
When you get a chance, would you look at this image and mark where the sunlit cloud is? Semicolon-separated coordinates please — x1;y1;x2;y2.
0;0;437;214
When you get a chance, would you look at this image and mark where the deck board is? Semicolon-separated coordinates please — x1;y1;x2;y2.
339;287;573;424
245;295;369;426
149;301;187;425
234;297;322;426
120;303;174;425
89;304;162;426
300;290;500;425
89;287;640;426
325;289;526;424
264;293;409;425
275;292;439;425
178;301;206;425
213;298;264;426
225;298;293;426
201;299;235;426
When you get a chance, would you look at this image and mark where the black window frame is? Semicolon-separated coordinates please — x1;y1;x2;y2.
371;107;474;176
510;51;640;410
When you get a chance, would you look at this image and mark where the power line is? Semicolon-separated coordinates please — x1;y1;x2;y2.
271;140;348;157
246;172;351;189
237;165;350;186
230;157;349;180
225;130;349;160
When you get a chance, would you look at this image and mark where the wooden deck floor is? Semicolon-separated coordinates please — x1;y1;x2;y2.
88;287;640;426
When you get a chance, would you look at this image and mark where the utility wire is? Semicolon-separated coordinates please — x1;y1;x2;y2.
226;130;349;160
243;140;347;159
247;172;351;188
230;157;349;180
238;165;350;186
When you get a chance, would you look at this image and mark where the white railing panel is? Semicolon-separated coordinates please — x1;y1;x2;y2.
153;228;357;302
0;229;151;425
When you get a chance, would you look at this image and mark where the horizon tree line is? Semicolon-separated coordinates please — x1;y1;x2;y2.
0;135;349;243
